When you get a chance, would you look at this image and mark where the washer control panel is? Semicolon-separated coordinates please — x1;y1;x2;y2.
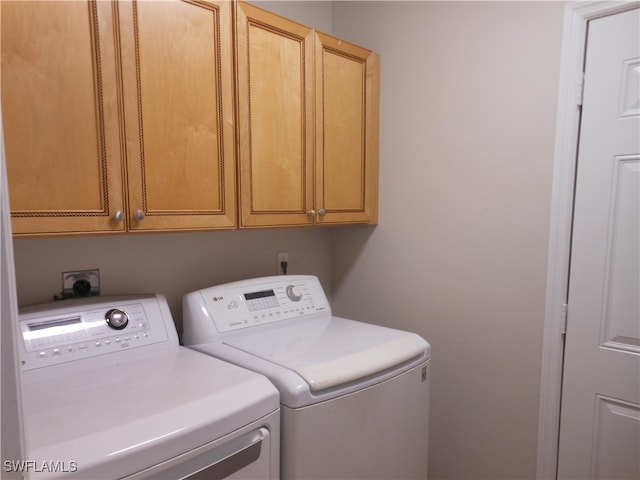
18;295;173;370
193;275;331;333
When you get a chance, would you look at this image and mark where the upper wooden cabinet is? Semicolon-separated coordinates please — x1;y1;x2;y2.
1;1;126;235
236;2;379;227
119;0;236;232
314;31;379;225
236;2;314;227
1;0;236;236
2;0;378;235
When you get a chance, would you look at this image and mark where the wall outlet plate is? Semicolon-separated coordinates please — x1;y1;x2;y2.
277;251;289;275
62;269;100;298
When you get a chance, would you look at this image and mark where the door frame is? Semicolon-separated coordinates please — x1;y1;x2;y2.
536;1;640;478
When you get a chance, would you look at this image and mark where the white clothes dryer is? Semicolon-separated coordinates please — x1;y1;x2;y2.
182;275;431;480
16;294;279;479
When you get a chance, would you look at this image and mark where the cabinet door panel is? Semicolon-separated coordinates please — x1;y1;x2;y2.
322;50;365;210
315;32;379;225
1;0;125;235
237;2;314;227
120;0;236;231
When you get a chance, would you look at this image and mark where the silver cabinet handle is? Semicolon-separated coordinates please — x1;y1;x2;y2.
319;209;327;217
307;210;316;218
113;210;124;222
135;209;145;221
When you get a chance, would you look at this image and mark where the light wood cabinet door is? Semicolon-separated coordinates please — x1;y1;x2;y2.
314;32;379;225
1;1;126;236
236;2;379;228
119;0;236;231
236;1;314;228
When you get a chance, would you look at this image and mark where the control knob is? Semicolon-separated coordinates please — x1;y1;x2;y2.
105;308;129;330
286;285;303;302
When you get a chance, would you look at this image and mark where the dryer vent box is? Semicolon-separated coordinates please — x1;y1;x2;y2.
62;269;100;298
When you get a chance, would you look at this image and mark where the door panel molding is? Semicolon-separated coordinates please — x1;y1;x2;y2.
600;155;639;353
537;2;640;479
592;395;640;479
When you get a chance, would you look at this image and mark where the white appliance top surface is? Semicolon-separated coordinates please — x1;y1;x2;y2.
182;275;429;407
22;347;278;479
18;295;279;479
223;316;427;391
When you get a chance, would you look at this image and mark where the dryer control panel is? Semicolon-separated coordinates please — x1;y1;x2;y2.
184;275;332;335
18;295;175;370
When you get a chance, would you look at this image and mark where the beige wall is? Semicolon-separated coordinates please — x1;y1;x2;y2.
10;1;567;478
330;1;565;479
252;0;333;29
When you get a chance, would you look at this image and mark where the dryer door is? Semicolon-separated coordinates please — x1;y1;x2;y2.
125;421;278;480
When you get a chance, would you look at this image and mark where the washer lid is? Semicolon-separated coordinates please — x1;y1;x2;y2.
223;316;428;393
295;335;425;391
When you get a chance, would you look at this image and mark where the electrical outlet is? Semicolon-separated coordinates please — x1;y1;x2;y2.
62;269;100;298
277;252;289;275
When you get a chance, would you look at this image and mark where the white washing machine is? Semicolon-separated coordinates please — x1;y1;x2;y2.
16;294;280;479
182;275;431;480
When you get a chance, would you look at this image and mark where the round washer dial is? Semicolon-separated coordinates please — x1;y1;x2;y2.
105;308;129;330
286;285;303;302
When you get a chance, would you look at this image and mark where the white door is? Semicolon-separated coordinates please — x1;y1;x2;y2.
557;8;640;480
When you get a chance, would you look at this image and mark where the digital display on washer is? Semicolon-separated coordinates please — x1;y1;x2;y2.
244;289;279;311
244;290;275;300
28;316;82;331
